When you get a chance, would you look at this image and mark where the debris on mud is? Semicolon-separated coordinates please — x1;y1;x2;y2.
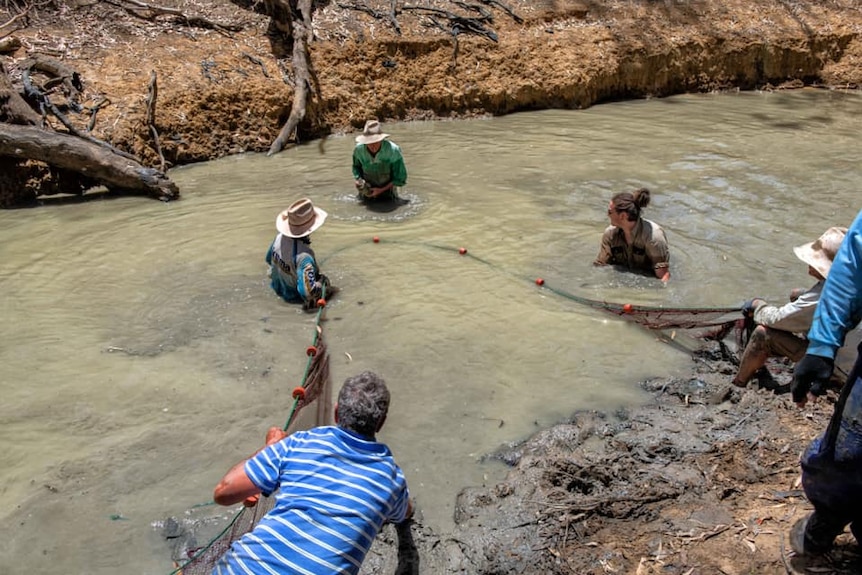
359;341;862;574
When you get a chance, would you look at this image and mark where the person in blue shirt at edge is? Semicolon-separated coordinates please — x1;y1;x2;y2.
266;197;335;311
352;119;408;203
790;208;862;557
211;371;414;575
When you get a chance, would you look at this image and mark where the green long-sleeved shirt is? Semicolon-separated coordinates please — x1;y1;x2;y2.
352;140;408;188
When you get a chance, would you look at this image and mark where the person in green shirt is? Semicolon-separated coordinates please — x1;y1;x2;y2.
352;119;408;204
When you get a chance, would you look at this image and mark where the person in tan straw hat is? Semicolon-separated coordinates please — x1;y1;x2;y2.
266;198;335;309
351;119;408;203
731;226;847;389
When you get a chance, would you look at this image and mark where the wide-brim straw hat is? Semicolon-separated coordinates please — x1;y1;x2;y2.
355;119;389;145
793;226;847;279
276;198;328;238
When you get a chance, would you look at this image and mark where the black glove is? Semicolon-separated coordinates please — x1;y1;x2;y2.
742;298;763;318
792;354;834;403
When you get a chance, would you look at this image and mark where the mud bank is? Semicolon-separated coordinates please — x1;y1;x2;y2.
353;345;861;575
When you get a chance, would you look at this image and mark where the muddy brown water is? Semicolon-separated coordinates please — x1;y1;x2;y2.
1;89;861;574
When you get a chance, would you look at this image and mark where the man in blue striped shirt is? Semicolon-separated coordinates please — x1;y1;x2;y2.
212;371;413;574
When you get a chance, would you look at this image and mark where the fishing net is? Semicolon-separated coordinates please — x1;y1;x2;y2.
169;305;333;575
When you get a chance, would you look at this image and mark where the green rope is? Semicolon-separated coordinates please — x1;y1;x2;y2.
167;287;330;575
168;240;737;574
166;509;244;575
282;287;328;431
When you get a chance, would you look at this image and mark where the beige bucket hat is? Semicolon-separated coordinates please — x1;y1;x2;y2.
276;198;328;238
355;120;389;145
793;226;847;279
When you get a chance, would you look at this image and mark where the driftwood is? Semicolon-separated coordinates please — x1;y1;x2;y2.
0;123;179;201
101;0;244;34
0;61;41;125
1;58;179;204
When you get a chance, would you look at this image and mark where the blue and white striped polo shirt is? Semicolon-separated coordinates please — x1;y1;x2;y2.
213;426;410;575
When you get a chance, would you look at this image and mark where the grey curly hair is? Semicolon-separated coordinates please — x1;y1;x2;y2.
336;371;391;437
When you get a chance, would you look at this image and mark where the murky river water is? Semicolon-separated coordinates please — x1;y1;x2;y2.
1;89;860;574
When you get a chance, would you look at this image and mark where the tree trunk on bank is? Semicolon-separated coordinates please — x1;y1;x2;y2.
0;123;179;201
228;0;316;156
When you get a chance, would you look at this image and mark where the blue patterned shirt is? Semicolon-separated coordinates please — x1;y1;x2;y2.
266;235;320;304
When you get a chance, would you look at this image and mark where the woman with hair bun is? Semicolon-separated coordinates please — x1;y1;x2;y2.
594;187;671;282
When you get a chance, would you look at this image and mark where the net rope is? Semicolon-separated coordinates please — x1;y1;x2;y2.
168;288;333;575
165;241;745;574
375;239;743;336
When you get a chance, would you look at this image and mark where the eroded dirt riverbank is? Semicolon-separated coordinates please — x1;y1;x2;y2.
1;0;861;206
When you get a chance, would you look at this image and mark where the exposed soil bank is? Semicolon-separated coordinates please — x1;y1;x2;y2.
1;0;861;205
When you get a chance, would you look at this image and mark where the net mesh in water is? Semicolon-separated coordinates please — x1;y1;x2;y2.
169;312;332;575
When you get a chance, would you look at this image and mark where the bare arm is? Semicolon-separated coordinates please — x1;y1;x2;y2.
213;427;288;506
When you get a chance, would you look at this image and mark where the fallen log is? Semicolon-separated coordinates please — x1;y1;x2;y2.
0;123;179;201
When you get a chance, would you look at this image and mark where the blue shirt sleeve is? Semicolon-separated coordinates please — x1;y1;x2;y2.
244;439;291;497
807;210;862;359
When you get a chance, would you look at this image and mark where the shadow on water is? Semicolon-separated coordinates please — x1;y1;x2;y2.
361;194;411;214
